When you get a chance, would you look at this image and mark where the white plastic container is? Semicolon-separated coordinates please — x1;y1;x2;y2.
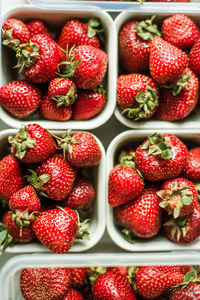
0;128;106;253
106;129;200;252
115;5;200;129
1;252;200;300
0;4;117;130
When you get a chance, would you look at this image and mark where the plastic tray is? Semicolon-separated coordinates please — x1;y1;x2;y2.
0;128;106;253
106;129;200;252
0;4;117;130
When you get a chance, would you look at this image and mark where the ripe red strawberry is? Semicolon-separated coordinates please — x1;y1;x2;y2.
0;154;24;201
162;14;200;50
117;74;159;121
20;267;71;300
154;68;199;121
150;37;188;84
170;282;200;299
32;207;89;253
63;288;84;300
158;177;198;218
135;133;188;181
2;18;30;49
182;147;200;181
62;177;95;210
0;80;41;119
93;271;136;300
26;154;77;201
164;203;200;244
119;17;161;73
179;265;191;274
40;93;72;121
26;20;51;38
9;124;57;164
71;267;86;289
106;266;129;277
73;89;106;120
58;19;100;50
135;266;183;299
189;38;200;74
114;187;162;239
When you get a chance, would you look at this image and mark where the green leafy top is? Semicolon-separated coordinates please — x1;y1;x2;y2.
136;15;161;41
161;73;191;96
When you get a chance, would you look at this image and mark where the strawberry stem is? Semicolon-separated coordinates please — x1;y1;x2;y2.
57;45;81;78
14;42;40;73
136;15;161;41
25;169;50;197
161;73;191;96
87;18;105;43
52;84;77;107
1;28;20;51
164;217;189;241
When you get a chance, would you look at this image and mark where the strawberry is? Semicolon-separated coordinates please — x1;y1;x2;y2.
182;147;200;181
58;19;101;50
9;124;57;164
158;178;198;218
93;271;136;300
164;203;200;244
135;266;183;299
2;18;30;50
189;38;200;74
20;267;71;300
117;74;159;121
62;176;95;210
26;20;51;38
152;0;190;2
114;186;162;239
32;207;89;253
179;266;191;274
135;133;188;181
119;16;161;73
170;282;200;299
150;37;188;84
71;267;87;289
40;93;72;121
162;14;200;50
73;88;106;120
154;68;199;121
0;80;41;119
0;154;24;201
26;154;77;201
106;266;129;277
63;288;84;300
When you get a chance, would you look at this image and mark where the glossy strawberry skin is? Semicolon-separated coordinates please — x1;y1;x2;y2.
26;20;51;38
63;288;84;300
2;18;30;44
71;267;86;289
106;266;129;277
182;147;200;181
32;207;79;253
155;68;198;121
108;166;144;207
20;267;71;300
170;282;200;300
189;38;200;74
0;80;41;119
48;78;77;100
114;187;162;238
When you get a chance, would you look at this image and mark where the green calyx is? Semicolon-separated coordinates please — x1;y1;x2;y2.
15;42;40;73
161;73;191;96
136;15;161;41
57;45;81;79
87;18;105;43
92;84;107;97
119;150;136;168
173;266;200;290
52;84;77;107
1;28;20;51
194;182;200;200
25;169;50;198
11;209;38;228
76;218;90;240
157;180;193;219
8;126;36;160
122;228;135;244
88;267;107;286
0;221;14;254
164;216;189;241
122;85;159;121
141;133;173;160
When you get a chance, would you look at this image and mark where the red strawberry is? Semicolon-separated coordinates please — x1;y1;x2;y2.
63;288;84;300
119;17;161;73
58;19;100;50
106;266;129;277
162;14;200;50
164;203;200;244
32;207;89;253
135;266;183;299
152;0;190;2
189;39;200;74
40;93;72;121
158;178;198;218
154;67;199;121
117;74;159;121
170;282;200;299
26;20;51;38
150;37;188;84
20;267;71;300
71;267;86;289
0;80;41;119
135;133;188;181
182;147;200;181
2;18;30;49
179;265;191;274
62;177;95;210
93;271;136;300
114;186;162;239
9;124;57;164
0;154;24;201
73;89;106;120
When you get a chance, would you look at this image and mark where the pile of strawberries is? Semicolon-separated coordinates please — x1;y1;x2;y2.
117;14;200;122
0;18;108;121
108;133;200;244
19;264;200;299
0;123;102;253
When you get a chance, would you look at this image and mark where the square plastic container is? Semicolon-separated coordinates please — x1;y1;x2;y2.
114;4;200;129
0;128;106;253
0;4;117;130
1;252;200;300
106;129;200;252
